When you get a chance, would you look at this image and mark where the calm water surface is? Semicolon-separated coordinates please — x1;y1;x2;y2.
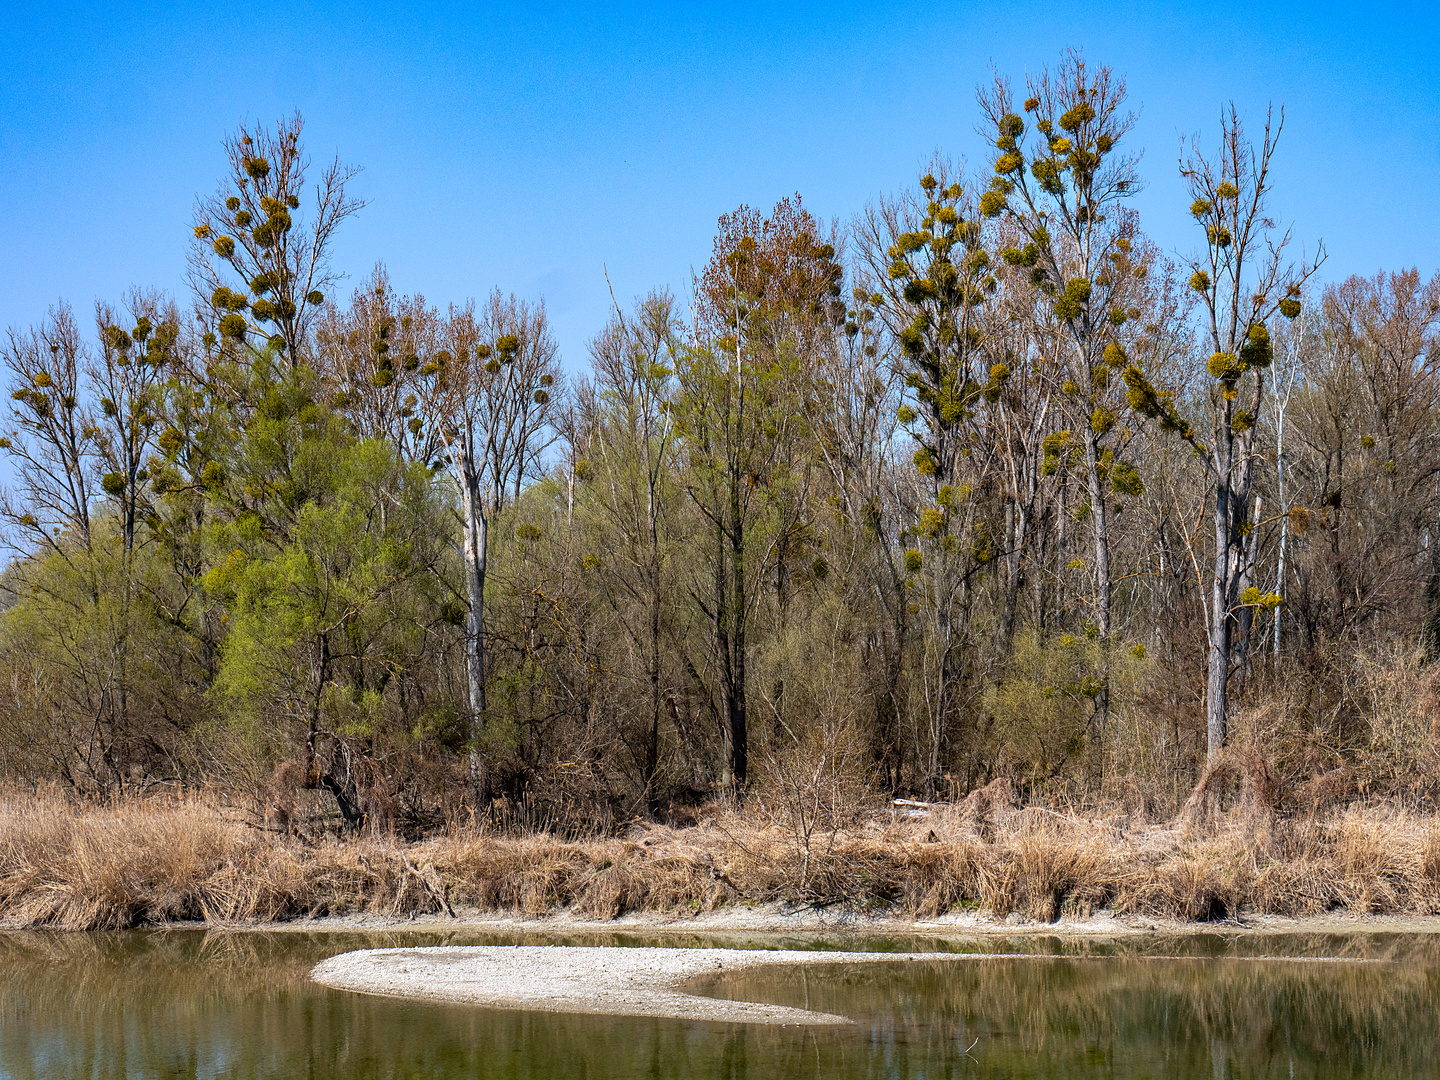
1;926;1437;1078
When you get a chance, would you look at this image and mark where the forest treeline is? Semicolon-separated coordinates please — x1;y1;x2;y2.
3;54;1439;835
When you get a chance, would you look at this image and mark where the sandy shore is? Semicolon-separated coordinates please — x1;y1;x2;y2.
311;944;991;1024
308;903;1438;1025
284;902;1440;939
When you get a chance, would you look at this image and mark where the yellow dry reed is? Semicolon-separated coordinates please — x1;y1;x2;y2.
5;790;1440;930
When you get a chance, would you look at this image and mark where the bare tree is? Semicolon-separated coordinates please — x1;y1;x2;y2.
90;291;184;556
854;161;1002;793
431;293;561;804
314;264;446;465
682;196;843;792
977;52;1142;641
585;290;680;812
0;305;94;556
188;113;363;370
1175;105;1322;761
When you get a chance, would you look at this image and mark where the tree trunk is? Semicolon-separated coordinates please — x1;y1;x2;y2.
728;462;747;790
459;454;490;808
1081;428;1113;637
997;497;1029;657
1426;477;1440;662
1207;443;1237;763
1274;411;1289;657
1206;578;1231;763
1081;427;1113;752
928;564;958;800
713;516;734;792
1208;414;1262;763
1234;496;1262;691
646;567;662;816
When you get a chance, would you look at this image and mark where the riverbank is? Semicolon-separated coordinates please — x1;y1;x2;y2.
278;905;1440;941
4;788;1440;932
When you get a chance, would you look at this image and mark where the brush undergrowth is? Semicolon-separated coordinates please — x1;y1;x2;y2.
5;786;1440;930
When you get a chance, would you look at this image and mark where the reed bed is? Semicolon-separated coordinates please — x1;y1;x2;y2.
4;789;1440;930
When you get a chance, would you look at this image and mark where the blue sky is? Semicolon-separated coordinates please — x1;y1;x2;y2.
3;1;1437;368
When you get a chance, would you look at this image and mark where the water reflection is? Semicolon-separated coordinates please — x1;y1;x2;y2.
1;928;1436;1078
693;952;1440;1078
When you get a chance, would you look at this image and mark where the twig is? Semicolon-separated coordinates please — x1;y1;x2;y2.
401;852;456;918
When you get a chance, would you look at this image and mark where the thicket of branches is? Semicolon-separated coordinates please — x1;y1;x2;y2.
2;62;1438;835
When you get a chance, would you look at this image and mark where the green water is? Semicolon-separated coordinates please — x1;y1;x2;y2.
1;927;1438;1078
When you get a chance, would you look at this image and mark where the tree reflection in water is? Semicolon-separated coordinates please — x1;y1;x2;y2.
1;929;1436;1079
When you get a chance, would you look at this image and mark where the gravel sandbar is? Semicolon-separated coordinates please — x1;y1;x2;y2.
311;945;966;1024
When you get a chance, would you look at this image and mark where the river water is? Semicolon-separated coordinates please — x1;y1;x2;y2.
1;927;1437;1078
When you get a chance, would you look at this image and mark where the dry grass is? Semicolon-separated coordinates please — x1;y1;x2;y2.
7;787;1440;930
